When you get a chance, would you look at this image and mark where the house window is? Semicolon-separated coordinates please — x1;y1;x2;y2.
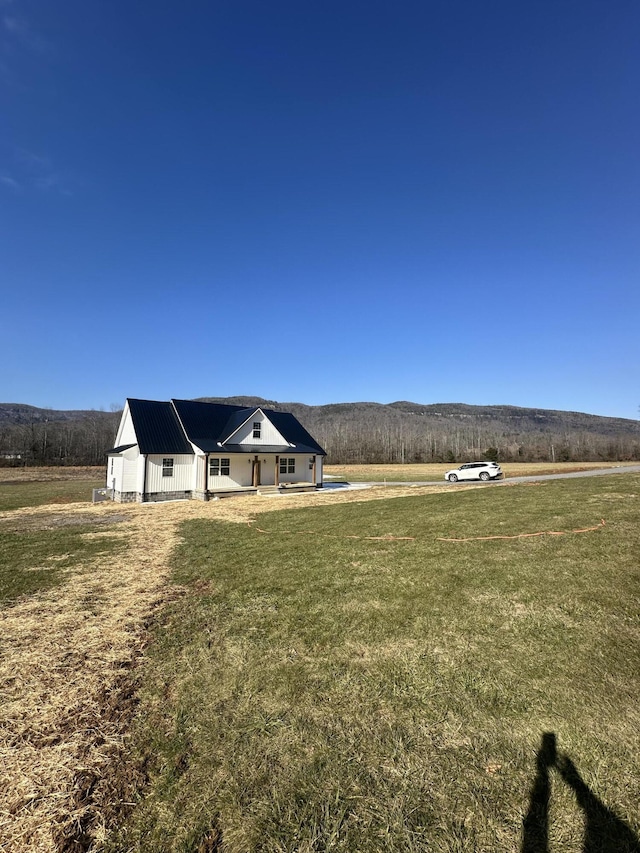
252;422;261;439
110;459;114;476
162;458;174;477
279;457;295;474
209;457;230;477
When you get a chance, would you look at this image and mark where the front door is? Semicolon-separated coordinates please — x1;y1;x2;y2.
252;458;261;487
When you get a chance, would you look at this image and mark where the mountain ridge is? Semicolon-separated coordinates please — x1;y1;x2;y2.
196;397;640;432
1;398;638;430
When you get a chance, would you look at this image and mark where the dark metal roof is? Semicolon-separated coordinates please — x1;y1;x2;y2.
219;408;255;442
127;399;194;455
172;399;247;452
123;399;326;457
107;443;136;455
262;409;326;455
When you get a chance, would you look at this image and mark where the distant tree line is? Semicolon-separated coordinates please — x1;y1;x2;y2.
310;418;640;464
1;401;639;467
290;402;640;465
0;411;120;467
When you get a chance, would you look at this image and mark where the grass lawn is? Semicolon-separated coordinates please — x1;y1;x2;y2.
0;520;126;605
110;475;640;852
0;478;104;512
0;470;124;604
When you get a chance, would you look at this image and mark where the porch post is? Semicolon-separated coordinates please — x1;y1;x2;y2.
204;454;209;501
311;455;316;485
275;455;279;487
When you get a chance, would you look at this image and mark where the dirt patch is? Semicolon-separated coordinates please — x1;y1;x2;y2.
0;483;450;851
49;667;150;853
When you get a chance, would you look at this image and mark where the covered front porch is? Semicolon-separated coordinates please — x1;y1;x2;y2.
193;451;322;500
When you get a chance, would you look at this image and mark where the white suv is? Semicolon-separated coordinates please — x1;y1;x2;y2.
445;461;503;483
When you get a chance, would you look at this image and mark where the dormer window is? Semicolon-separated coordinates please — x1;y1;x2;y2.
252;422;261;439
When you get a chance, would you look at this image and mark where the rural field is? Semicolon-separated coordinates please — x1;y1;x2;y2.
0;466;639;852
324;461;640;483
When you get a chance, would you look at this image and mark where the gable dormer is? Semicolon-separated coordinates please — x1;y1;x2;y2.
221;408;290;447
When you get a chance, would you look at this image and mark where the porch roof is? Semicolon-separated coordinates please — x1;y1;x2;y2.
106;443;136;455
202;444;320;455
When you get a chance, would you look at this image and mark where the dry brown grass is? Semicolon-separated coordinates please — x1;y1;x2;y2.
0;467;104;484
1;482;456;852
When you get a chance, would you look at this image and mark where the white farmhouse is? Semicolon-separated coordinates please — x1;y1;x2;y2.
107;399;326;502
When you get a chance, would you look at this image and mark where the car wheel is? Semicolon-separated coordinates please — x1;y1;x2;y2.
479;471;490;481
448;474;458;482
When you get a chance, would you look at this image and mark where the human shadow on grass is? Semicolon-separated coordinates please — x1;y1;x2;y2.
521;732;640;853
521;731;556;852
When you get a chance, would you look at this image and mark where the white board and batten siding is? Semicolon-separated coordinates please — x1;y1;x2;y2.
107;445;140;492
124;447;141;493
106;454;123;490
194;455;206;492
207;455;255;489
146;454;193;493
230;411;289;447
114;402;137;447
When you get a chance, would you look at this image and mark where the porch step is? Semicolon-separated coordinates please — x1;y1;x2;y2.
256;485;281;496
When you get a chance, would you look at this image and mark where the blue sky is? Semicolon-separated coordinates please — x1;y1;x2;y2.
1;1;638;418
